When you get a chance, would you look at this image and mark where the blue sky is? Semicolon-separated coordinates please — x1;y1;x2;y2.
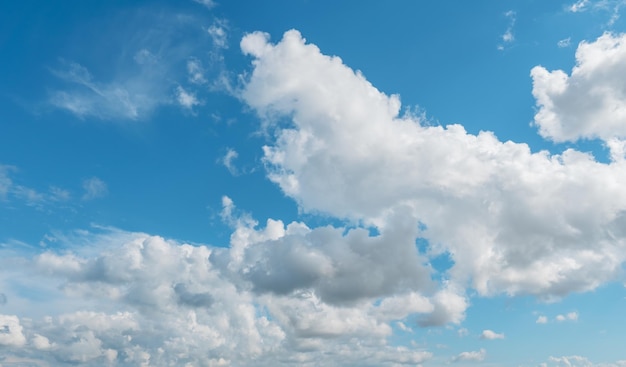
2;1;626;366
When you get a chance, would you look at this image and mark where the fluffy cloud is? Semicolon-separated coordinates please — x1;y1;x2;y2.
480;329;505;340
0;315;27;347
532;33;626;149
175;86;201;110
556;311;579;322
0;218;441;366
453;348;486;362
240;30;626;302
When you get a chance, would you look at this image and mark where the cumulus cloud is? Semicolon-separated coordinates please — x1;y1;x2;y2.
453;348;486;362
0;216;442;366
532;32;626;149
240;30;626;302
0;315;27;347
480;329;505;340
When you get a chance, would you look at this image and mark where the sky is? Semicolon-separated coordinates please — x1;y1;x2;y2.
1;0;626;366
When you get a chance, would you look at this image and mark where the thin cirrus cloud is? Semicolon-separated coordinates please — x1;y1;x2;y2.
49;58;167;121
82;177;108;201
0;164;71;207
47;9;224;121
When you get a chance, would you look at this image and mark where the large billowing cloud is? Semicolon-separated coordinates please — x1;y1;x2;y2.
240;30;626;300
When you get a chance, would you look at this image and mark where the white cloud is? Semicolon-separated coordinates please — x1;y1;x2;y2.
48;10;217;121
240;30;626;302
221;148;239;175
558;37;572;47
187;57;207;84
567;0;625;26
532;33;626;147
0;216;443;366
569;0;590;12
0;164;72;207
192;0;216;9
453;348;486;362
536;315;548;324
50;60;165;120
82;177;108;200
498;10;516;50
546;355;626;367
458;327;469;337
556;311;579;322
175;86;201;110
0;315;27;347
480;329;505;339
208;20;228;49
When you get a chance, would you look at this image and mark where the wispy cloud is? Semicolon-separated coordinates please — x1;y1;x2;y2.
1;164;70;208
569;0;591;12
567;0;626;26
221;148;240;175
82;177;108;201
49;58;166;120
498;10;516;50
47;9;220;122
557;37;572;47
207;19;229;49
175;86;201;111
192;0;217;9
